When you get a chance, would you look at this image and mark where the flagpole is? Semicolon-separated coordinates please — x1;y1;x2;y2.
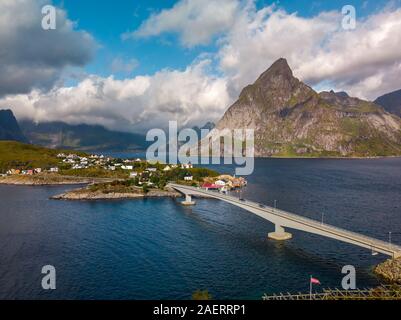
309;275;312;300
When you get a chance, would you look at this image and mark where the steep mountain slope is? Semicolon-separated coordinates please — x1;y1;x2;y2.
192;121;216;139
20;121;149;152
215;58;401;157
0;109;28;143
375;89;401;117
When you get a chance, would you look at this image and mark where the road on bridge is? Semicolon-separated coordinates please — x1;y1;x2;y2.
168;183;401;259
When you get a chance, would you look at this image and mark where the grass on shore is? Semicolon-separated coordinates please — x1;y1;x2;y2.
0;140;86;173
60;167;129;179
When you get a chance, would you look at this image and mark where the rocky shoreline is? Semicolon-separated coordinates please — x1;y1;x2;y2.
51;186;182;201
374;258;401;284
0;174;116;186
0;175;214;201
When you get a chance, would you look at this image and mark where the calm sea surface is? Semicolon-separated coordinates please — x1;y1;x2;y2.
1;158;401;299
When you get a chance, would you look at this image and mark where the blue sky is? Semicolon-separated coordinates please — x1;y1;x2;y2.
54;0;395;78
55;0;208;77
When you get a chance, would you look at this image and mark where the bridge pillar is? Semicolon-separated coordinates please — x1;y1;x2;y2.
181;194;196;206
268;224;292;241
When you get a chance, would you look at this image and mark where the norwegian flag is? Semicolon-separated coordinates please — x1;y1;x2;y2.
310;277;321;285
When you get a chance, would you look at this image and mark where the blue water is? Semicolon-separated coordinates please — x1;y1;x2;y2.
1;158;401;299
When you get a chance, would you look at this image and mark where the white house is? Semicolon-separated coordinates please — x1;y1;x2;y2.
49;167;59;173
163;165;171;171
130;172;138;177
184;175;193;181
215;180;226;186
148;168;157;172
181;162;193;169
121;165;133;170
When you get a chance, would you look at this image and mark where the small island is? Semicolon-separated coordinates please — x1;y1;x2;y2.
51;181;182;200
51;169;246;201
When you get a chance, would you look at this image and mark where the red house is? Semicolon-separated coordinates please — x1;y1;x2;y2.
202;183;221;190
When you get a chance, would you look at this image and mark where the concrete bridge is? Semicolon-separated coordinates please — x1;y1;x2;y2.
168;183;401;259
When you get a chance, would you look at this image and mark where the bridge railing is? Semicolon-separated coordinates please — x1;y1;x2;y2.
171;184;400;252
246;199;398;251
224;193;399;251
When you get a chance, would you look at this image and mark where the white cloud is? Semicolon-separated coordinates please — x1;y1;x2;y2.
0;60;230;132
0;0;96;97
217;4;401;100
2;1;401;135
110;57;139;74
125;0;241;47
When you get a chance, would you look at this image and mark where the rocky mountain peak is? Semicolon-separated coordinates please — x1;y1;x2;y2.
256;58;293;82
213;58;401;157
0;109;28;143
234;58;314;115
375;88;401;117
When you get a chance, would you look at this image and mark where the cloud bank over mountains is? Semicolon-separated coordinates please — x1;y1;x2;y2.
3;60;229;132
1;0;401;132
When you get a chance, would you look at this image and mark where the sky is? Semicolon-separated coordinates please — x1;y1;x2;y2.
1;0;401;133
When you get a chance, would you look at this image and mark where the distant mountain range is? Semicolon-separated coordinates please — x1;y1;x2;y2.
0;109;217;152
19;120;149;152
212;58;401;157
3;65;401;157
0;109;149;151
0;109;28;143
375;89;401;117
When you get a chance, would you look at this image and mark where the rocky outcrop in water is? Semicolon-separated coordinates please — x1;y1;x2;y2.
374;258;401;284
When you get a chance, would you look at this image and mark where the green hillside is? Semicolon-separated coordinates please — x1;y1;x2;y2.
0;141;85;172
